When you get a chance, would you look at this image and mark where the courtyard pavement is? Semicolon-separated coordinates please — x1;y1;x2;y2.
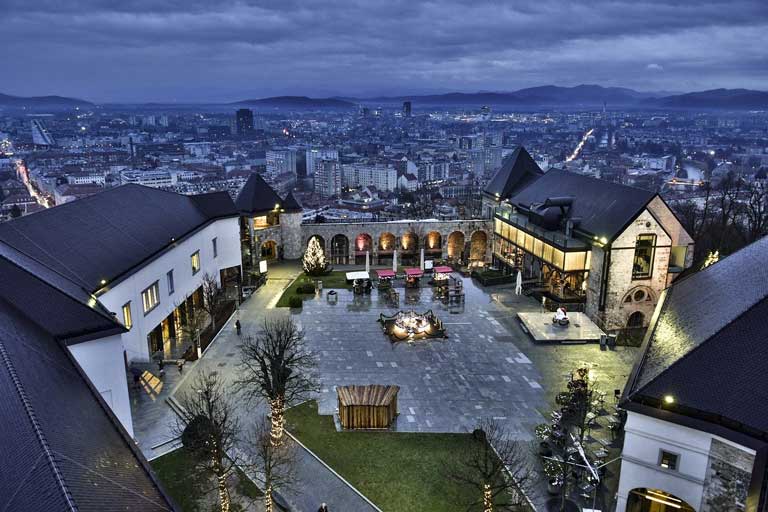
130;262;640;511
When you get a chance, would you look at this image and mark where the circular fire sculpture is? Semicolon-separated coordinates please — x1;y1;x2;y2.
379;309;447;343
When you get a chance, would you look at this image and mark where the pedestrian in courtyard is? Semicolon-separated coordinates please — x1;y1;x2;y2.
317;503;329;512
157;359;165;379
177;359;184;373
235;319;242;336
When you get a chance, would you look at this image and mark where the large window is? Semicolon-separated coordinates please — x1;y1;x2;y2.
167;269;175;295
191;250;201;275
122;302;132;329
632;234;656;279
141;282;160;314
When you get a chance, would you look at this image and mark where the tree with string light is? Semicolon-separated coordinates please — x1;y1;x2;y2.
236;315;318;446
303;236;329;276
245;417;296;512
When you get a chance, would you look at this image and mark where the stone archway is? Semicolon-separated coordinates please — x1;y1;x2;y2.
469;230;488;262
354;233;373;265
378;232;396;265
447;231;465;262
425;231;442;259
627;311;645;328
626;488;695;512
260;240;278;260
400;231;419;266
330;234;349;265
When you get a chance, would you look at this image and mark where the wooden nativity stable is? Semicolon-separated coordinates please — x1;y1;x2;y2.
337;384;400;430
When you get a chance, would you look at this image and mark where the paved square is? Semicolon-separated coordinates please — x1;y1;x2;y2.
518;311;605;342
296;276;547;439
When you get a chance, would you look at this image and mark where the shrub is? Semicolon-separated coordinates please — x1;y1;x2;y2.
288;296;303;309
296;283;316;294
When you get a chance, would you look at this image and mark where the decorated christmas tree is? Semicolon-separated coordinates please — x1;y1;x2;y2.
303;236;329;276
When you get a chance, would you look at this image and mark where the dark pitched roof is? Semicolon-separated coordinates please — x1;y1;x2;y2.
0;297;176;511
235;173;283;214
508;170;656;240
282;191;302;212
484;147;544;199
0;184;237;292
625;235;768;437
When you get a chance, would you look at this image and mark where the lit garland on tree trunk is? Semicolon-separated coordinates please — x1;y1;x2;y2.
483;483;493;512
270;396;286;446
264;484;274;512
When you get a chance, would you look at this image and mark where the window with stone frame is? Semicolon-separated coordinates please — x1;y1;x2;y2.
632;234;656;280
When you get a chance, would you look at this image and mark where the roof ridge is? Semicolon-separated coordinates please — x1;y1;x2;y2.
0;336;77;512
630;293;768;401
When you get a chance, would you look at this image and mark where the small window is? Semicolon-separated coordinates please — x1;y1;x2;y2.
191;251;201;275
632;234;656;280
659;450;679;471
122;302;132;329
167;269;175;295
212;237;218;258
141;282;160;314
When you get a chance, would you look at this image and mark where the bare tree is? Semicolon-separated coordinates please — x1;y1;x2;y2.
245;417;297;512
236;315;318;446
201;272;225;332
744;181;768;243
173;370;240;512
446;418;533;512
176;299;207;357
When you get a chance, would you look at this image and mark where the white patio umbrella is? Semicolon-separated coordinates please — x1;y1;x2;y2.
365;251;370;273
515;270;523;295
392;249;397;272
420;248;425;270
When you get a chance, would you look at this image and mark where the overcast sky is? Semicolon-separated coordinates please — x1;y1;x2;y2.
4;0;767;103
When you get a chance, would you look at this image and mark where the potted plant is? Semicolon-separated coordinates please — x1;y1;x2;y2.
535;424;553;455
543;460;563;495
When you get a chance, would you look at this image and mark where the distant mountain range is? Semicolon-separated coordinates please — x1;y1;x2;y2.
231;96;357;109
3;86;768;110
0;93;93;108
231;85;768;110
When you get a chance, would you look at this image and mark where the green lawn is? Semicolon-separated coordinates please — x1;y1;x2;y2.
285;401;480;512
276;271;354;307
151;448;261;512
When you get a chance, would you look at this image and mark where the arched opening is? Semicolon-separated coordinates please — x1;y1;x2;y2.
425;231;442;259
260;240;278;260
307;235;325;252
627;311;645;329
354;233;373;265
378;232;396;265
330;234;349;265
400;231;419;266
447;231;465;262
626;488;695;512
469;230;488;262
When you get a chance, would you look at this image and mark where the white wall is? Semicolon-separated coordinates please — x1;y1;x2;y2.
97;217;241;363
616;411;755;511
69;333;134;437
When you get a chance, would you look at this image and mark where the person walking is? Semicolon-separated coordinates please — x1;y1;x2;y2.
235;319;242;336
317;503;329;512
177;359;184;374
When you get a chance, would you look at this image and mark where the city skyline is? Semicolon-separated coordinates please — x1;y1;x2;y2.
4;0;767;103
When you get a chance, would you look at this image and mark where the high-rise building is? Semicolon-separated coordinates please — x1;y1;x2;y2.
306;148;339;177
342;164;398;191
266;148;297;179
236;108;254;135
31;119;56;146
314;159;342;198
402;101;412;117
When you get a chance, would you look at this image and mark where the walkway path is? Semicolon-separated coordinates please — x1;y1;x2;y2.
131;261;377;511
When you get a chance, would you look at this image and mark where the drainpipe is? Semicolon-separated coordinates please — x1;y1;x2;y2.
599;245;611;312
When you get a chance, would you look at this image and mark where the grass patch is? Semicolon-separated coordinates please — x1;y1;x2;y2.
276;271;353;308
285;401;479;512
151;448;261;512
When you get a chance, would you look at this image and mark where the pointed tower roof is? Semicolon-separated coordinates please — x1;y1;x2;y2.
282;191;303;212
235;173;284;215
484;146;544;200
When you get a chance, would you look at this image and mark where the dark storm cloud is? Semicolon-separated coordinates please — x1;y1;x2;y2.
4;0;767;102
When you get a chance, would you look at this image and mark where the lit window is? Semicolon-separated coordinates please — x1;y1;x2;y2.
122;302;132;329
167;269;174;295
659;450;678;470
191;251;201;274
141;282;160;314
632;234;656;280
212;237;218;258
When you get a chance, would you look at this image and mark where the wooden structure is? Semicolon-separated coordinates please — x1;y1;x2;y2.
337;385;400;429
